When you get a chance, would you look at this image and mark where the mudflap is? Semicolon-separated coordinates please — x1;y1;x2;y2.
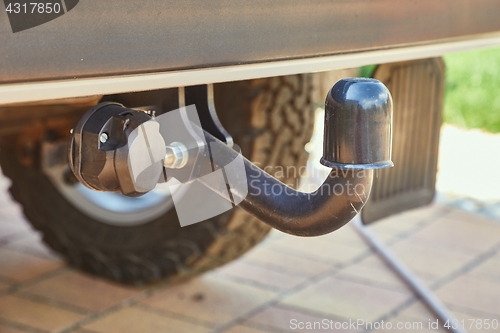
361;58;445;224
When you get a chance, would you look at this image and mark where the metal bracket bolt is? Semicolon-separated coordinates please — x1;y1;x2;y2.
164;141;189;169
99;132;109;144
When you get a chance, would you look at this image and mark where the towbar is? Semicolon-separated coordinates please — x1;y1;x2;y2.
200;78;393;236
69;78;393;236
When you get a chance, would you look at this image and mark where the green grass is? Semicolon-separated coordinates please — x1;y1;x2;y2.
359;47;500;133
443;47;500;133
359;65;377;78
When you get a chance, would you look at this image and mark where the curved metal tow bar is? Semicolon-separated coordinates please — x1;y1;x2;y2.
68;78;393;236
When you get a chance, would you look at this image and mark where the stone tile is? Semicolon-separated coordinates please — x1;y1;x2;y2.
401;202;449;220
379;315;445;333
398;301;437;321
0;323;28;333
366;226;401;243
388;239;476;285
436;275;500;316
491;251;500;262
246;304;360;333
311;225;371;249
217;261;308;291
368;203;448;241
409;216;500;255
0;248;63;282
323;223;363;241
5;234;61;261
140;273;277;327
467;255;500;283
444;208;500;225
280;276;410;321
0;295;84;332
369;206;431;231
240;246;333;277
335;255;412;293
222;325;272;333
23;271;139;312
371;212;425;233
84;307;209;333
269;236;370;265
449;309;500;333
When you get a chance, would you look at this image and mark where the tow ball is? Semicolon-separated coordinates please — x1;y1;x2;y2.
68;78;393;236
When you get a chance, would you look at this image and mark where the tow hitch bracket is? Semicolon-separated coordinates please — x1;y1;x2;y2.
69;78;393;236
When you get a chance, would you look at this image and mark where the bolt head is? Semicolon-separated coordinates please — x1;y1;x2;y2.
164;142;189;169
99;132;109;144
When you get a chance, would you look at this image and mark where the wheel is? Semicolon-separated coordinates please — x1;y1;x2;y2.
0;74;316;285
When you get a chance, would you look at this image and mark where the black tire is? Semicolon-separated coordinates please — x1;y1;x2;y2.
0;74;316;285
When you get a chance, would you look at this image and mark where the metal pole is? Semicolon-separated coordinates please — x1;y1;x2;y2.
351;217;466;333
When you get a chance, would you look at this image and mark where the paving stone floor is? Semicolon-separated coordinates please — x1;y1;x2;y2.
1;165;500;333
